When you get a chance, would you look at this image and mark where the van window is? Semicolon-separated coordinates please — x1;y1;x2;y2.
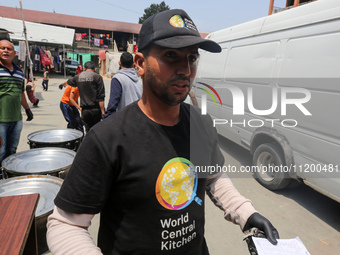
224;41;280;85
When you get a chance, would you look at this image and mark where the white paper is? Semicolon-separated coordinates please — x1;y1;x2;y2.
252;236;310;255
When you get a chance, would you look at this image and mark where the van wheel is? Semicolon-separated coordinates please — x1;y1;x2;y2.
253;143;292;190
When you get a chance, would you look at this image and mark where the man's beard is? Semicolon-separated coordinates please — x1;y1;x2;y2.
144;63;190;106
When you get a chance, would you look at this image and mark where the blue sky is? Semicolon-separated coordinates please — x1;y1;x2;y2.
1;0;288;32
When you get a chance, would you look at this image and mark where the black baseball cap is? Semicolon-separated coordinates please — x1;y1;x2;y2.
138;9;221;53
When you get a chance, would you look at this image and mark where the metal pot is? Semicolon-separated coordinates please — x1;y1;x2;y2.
1;147;76;179
27;129;83;151
0;175;63;254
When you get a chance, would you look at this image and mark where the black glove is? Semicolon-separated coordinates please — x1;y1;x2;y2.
25;108;33;121
243;213;279;245
59;84;64;90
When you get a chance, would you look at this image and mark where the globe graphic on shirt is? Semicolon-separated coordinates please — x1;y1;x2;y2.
155;158;198;210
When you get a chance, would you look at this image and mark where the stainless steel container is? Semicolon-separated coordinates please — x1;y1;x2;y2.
1;148;76;179
0;175;63;254
27;129;83;151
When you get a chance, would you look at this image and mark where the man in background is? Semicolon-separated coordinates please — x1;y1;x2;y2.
76;63;83;75
59;61;105;132
0;40;33;174
104;52;142;118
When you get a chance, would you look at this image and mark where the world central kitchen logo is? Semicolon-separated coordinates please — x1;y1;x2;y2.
196;83;312;128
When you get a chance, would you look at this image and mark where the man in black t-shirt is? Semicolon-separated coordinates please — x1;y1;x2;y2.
47;9;279;255
59;61;105;132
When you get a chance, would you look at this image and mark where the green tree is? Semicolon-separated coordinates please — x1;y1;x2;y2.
138;1;170;24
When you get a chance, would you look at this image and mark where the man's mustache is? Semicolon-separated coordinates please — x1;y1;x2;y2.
169;77;191;83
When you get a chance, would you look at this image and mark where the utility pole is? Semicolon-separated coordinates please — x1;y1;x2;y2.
19;0;34;85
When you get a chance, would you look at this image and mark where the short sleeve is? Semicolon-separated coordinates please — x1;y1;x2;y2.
54;130;115;214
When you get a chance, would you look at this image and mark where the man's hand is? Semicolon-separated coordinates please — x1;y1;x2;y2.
59;84;64;90
243;213;279;245
25;108;34;121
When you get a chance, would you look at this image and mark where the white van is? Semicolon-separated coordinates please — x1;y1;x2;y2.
193;0;340;202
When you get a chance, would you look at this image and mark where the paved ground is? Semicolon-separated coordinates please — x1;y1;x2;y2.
8;73;340;254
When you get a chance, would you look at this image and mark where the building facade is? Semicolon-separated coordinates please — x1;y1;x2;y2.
0;6;142;54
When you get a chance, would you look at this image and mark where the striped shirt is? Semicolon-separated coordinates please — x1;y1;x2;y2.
0;63;25;122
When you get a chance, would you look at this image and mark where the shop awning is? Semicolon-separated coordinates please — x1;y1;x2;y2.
0;17;75;46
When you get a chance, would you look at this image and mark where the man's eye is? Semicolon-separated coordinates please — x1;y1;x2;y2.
164;51;178;58
189;55;198;62
0;47;13;51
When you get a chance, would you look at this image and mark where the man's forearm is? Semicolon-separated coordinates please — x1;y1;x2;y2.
21;92;30;109
46;206;102;255
99;101;105;115
70;93;81;110
206;172;257;230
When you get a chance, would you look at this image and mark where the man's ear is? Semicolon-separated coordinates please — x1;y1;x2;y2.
134;52;146;77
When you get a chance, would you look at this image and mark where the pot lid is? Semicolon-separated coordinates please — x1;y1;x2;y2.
0;175;63;217
2;148;76;174
27;129;83;143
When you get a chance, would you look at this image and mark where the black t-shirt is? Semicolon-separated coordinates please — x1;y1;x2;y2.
67;71;105;107
55;102;224;255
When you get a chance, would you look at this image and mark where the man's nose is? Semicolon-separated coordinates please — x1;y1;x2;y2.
176;60;191;77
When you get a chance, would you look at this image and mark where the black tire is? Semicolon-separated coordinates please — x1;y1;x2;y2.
253;143;292;190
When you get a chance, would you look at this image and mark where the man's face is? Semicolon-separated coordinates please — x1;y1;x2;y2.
143;45;199;106
0;40;16;63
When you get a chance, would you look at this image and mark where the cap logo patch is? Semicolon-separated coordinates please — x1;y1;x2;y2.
169;15;185;28
169;14;199;33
